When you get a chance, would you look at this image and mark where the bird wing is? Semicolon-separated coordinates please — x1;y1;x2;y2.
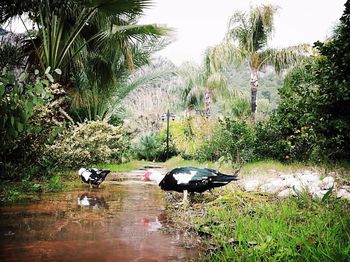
169;167;214;184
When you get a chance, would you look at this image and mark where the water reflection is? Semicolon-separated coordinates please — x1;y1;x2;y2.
0;171;198;261
77;192;108;209
142;216;162;232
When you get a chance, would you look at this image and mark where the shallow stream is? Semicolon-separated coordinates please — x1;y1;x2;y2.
0;170;197;261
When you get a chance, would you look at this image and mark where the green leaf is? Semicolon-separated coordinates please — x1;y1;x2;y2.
2;67;7;75
19;72;27;82
10;116;14;127
42;79;49;86
34;69;40;75
35;83;44;94
17;122;24;132
8;73;15;83
0;85;4;96
54;68;62;75
321;186;334;203
25;101;33;115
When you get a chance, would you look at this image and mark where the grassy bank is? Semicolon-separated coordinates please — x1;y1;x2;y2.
169;190;350;261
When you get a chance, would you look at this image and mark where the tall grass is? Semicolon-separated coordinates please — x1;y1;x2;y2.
188;190;350;261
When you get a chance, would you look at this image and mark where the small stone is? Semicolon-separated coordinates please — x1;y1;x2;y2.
244;180;260;192
336;189;350;200
321;176;335;190
278;189;292;198
259;179;286;194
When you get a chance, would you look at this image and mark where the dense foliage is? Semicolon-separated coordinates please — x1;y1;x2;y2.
269;2;350;162
45;120;129;168
0;69;61;178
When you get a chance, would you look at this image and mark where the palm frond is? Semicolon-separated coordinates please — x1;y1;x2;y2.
261;44;311;74
227;5;278;52
116;67;175;99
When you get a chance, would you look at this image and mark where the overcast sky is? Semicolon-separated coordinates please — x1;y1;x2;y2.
140;0;346;66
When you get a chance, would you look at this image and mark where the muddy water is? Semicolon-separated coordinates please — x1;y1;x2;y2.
0;170;198;261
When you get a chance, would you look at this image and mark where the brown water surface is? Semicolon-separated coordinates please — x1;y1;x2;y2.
0;170;197;261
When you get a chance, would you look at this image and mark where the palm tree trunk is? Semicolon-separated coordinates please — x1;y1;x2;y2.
205;88;212;118
250;69;259;119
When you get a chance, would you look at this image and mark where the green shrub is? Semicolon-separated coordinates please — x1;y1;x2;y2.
45;120;129;168
197;118;255;163
132;131;177;161
47;175;64;192
254;119;290;161
170;117;215;159
0;68;64;179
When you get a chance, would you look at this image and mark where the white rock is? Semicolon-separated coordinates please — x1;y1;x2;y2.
278;188;293;198
294;172;304;179
283;177;298;187
321;176;335;190
244;180;261;192
259;179;286;194
289;180;304;192
308;184;321;196
336;189;350;200
299;174;321;183
279;174;295;180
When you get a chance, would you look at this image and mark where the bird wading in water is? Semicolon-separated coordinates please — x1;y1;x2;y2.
78;168;111;188
142;167;239;205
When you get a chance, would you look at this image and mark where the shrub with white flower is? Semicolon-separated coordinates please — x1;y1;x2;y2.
45;120;129;168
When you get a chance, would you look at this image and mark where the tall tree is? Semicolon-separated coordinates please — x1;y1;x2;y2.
1;0;169;121
218;4;308;119
177;51;228;119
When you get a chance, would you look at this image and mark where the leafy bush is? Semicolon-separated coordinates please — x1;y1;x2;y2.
45;120;129;168
132;131;177;161
0;68;62;179
47;175;64;192
170;117;215;159
268;3;350;162
196;118;255;163
0;68;47;155
254;119;290;161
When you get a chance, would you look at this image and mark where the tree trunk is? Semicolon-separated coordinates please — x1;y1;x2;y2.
250;70;259;119
205;88;212;119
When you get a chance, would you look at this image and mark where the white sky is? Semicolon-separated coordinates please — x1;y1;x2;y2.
140;0;346;66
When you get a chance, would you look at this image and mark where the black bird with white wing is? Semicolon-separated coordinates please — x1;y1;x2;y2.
142;166;239;203
78;168;111;188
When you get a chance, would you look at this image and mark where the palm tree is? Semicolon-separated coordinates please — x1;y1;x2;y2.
216;4;309;119
177;62;206;117
2;0;170;121
177;51;228;119
6;0;168;76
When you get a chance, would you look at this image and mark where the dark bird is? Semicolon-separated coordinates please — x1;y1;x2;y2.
78;168;110;188
142;167;239;204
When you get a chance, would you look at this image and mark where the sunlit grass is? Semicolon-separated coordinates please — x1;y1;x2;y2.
96;161;141;172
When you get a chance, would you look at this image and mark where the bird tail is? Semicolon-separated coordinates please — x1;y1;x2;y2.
214;173;239;182
204;168;240;182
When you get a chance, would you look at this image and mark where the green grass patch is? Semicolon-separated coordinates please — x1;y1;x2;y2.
185;190;350;261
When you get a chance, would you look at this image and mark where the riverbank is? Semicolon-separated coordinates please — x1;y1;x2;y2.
164;162;350;261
